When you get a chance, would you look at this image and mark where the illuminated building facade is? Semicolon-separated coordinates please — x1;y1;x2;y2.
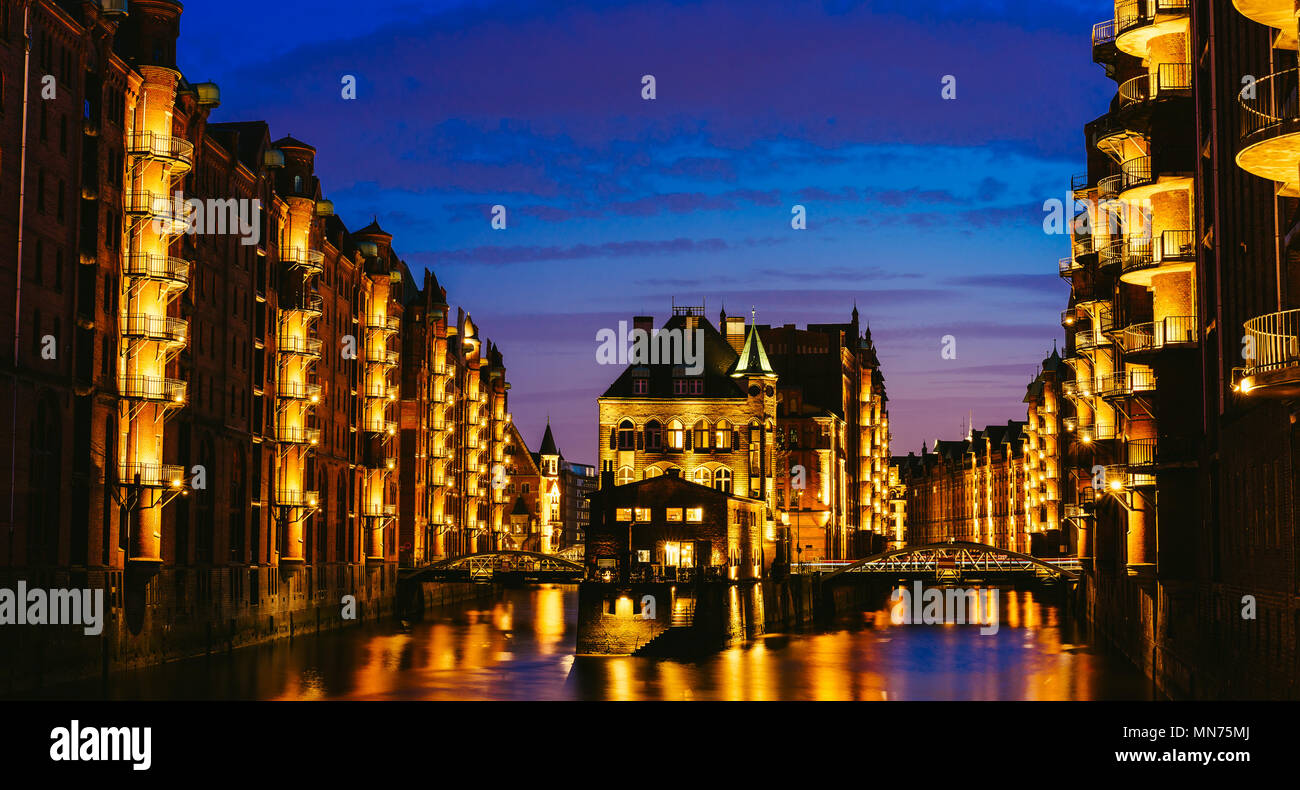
760;309;891;560
1022;348;1067;555
596;306;778;523
1055;0;1299;697
0;0;547;688
896;423;1028;551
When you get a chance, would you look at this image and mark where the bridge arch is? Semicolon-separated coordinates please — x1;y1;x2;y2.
427;550;584;572
821;541;1080;583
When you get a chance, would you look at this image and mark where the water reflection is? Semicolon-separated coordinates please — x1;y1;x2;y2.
31;583;1151;701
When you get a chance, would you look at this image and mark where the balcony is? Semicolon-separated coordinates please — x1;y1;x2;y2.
1097;368;1156;399
119;462;186;489
121;313;188;347
277;426;321;445
1097;173;1124;201
282;247;324;274
274;489;320;508
1075;327;1108;352
1126;438;1157;471
277;381;321;401
1098;238;1124;269
362;503;397;519
1115;0;1190;59
1062;379;1094;400
1238;68;1300;192
124;253;190;289
1078;423;1118;443
1070;227;1094;260
363;383;398;401
363;418;398;436
1119;315;1198;356
1117;63;1192;108
281;293;323;318
1232;0;1297;33
126;131;194;172
1120;155;1154;192
364;314;401;333
1061;307;1079;327
1059;256;1081;280
365;349;399;367
279;336;323;358
1239;308;1300;397
1091;19;1118;64
120;374;187;405
1119;230;1196;284
123;191;188;235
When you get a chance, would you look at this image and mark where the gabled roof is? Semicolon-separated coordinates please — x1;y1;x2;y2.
599;314;747;399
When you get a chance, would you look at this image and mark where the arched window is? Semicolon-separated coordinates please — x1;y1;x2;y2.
714;467;733;494
667;420;685;451
617;466;635;486
693;420;709;451
644;466;663;479
645;420;662;452
714;420;732;450
617;420;636;450
693;467;712;488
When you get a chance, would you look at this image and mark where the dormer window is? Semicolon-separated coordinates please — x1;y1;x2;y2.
673;377;688;395
633;377;648;395
689;378;704;395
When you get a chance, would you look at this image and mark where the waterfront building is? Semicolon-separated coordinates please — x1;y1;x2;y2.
0;0;538;690
560;459;597;553
584;469;769;582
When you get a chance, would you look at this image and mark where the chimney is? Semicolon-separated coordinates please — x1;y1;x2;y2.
600;470;616;490
633;316;654;337
725;316;746;354
665;468;681;478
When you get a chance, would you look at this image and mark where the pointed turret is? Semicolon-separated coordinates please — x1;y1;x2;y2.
539;420;559;456
728;318;776;379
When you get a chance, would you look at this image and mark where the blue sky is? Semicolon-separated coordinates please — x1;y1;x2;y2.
178;0;1114;461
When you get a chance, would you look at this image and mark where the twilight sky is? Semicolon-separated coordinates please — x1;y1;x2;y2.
177;0;1112;464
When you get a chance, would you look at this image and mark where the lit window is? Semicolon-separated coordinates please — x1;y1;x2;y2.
616;507;632;522
634;507;651;521
714;420;732;450
636;550;650;563
686;507;703;522
665;508;683;521
714;467;733;494
693;467;712;488
693;420;709;450
644;466;663;479
667;420;685;450
617;466;634;486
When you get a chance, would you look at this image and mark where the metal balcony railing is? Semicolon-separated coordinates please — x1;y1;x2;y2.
279;336;323;357
1070;227;1093;258
281;293;323;317
362;503;397;518
123;253;190;286
119;374;187;404
126;131;195;169
1127;438;1157;470
1120;315;1198;354
277;381;321;401
274;489;320;508
277;426;321;445
363;419;398;435
1091;19;1116;48
1239;68;1300;146
1118;63;1192;106
119;462;186;488
1059;257;1080;278
1062;307;1079;326
1078;423;1118;442
365;349;399;366
1098;238;1125;269
1097;173;1123;200
364;314;401;333
1116;0;1189;37
363;384;398;400
1097;368;1156;398
123;191;188;234
121;313;188;345
1120;156;1153;191
1075;328;1107;351
282;247;325;272
1243;308;1300;376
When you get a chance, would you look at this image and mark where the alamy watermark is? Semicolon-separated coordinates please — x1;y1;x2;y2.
153;191;261;246
889;581;999;635
595;321;704;375
0;582;104;635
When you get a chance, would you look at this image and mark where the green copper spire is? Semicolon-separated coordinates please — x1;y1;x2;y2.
729;314;775;378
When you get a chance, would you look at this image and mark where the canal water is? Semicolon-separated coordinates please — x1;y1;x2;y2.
34;584;1153;700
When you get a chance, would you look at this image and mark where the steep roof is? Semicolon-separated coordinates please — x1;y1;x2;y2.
539;422;559;456
599;314;747;399
728;321;776;378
